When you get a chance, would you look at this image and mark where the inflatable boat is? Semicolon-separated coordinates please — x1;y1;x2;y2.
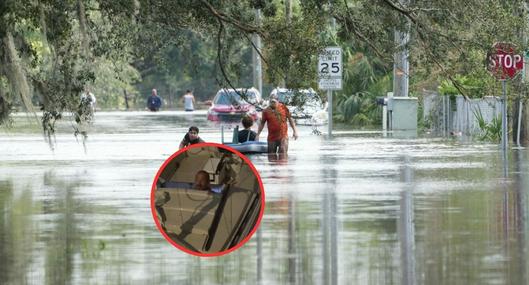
224;141;268;154
221;125;268;154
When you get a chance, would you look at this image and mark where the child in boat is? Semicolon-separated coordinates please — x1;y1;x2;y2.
238;115;257;143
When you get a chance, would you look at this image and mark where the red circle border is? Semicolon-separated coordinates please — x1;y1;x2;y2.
149;142;266;257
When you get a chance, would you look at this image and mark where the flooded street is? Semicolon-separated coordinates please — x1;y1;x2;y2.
1;111;528;284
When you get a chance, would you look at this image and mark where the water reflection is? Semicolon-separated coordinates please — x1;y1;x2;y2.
511;149;528;285
398;155;415;285
0;179;30;284
1;111;529;284
0;171;89;284
321;154;338;285
268;153;289;164
256;228;263;285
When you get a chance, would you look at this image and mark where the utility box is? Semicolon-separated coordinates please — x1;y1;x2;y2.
390;97;418;131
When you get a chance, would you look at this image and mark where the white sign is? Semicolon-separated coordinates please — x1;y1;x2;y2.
318;47;342;90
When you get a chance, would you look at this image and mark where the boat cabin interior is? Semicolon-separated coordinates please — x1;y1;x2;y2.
155;146;262;253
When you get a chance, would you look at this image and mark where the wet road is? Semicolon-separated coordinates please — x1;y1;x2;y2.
1;111;528;284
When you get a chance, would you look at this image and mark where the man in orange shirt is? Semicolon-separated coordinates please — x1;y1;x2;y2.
257;94;298;154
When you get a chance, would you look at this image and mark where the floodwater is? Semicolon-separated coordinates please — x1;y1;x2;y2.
1;111;528;284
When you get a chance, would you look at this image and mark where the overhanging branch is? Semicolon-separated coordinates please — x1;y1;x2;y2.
201;0;264;37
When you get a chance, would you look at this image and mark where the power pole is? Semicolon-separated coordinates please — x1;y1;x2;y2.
283;0;292;88
286;0;292;24
252;9;263;97
393;0;410;98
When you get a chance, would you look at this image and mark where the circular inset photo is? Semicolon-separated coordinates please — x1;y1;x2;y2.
151;143;265;256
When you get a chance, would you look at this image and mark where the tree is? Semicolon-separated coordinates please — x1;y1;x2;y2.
1;1;527;139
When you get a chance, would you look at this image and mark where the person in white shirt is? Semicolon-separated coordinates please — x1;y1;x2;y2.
182;90;195;111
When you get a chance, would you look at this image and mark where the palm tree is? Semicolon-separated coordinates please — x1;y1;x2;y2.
334;47;391;127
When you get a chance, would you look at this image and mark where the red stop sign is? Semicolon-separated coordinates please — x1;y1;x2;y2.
487;42;524;80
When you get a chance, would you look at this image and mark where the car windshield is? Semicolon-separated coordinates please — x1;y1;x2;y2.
276;91;292;103
276;90;319;105
214;90;257;105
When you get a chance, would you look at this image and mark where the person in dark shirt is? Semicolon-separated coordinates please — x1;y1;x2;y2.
147;88;162;111
238;115;257;143
179;126;205;149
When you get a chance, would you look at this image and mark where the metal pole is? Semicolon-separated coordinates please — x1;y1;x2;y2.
502;80;508;151
328;90;333;136
382;104;387;136
442;96;446;136
447;96;450;134
517;99;523;147
501;80;509;177
327;10;336;137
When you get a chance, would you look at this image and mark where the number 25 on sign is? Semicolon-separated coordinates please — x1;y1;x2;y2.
318;47;342;90
319;62;340;74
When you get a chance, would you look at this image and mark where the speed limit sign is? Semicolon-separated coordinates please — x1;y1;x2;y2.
318;47;342;90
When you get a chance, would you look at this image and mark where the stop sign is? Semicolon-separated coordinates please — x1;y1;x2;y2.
487;42;524;80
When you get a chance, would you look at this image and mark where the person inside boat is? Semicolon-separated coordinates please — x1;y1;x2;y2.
193;170;225;193
238;115;257;143
179;126;205;149
193;170;211;191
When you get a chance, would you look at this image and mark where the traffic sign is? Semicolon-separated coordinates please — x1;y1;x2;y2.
318;47;342;90
487;42;523;80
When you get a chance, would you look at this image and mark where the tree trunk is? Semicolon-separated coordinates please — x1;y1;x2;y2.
123;89;129;110
2;32;37;120
77;0;89;55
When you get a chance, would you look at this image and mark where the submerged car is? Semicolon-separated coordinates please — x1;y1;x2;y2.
269;88;328;125
207;88;262;122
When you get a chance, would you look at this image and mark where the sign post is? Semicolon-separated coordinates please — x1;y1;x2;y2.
486;42;524;152
502;80;508;151
318;47;342;136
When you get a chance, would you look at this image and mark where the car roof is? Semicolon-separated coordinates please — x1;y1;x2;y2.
270;88;317;96
216;87;261;98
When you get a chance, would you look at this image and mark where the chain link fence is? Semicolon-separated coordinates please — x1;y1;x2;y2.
423;92;502;136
